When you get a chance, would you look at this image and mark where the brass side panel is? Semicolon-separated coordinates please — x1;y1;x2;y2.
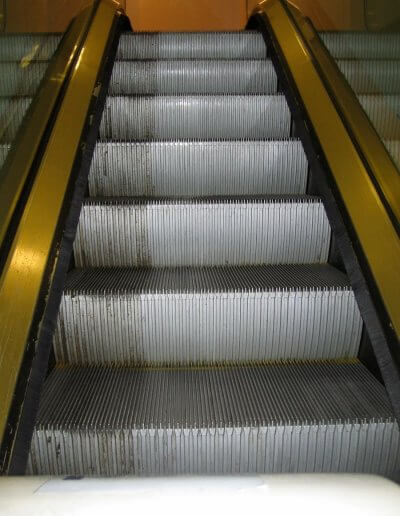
0;7;92;247
0;0;121;443
255;0;400;337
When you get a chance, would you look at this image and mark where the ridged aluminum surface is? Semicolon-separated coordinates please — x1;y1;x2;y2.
0;62;48;96
0;97;30;143
54;264;362;365
320;32;400;59
99;95;291;141
337;60;400;94
109;60;277;95
116;32;267;60
89;140;308;196
28;361;400;476
358;95;400;139
74;197;330;267
0;34;60;61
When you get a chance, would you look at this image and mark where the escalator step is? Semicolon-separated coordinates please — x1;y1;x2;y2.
320;32;400;59
74;197;330;267
0;34;61;62
116;32;267;60
99;95;291;141
89;140;308;196
28;361;399;475
108;60;277;95
54;264;362;365
0;97;30;143
337;60;400;94
358;94;400;139
0;62;49;96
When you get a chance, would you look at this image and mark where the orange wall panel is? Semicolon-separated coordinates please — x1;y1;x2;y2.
5;0;91;32
126;0;247;31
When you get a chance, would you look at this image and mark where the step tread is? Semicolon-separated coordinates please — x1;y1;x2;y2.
64;264;351;294
36;361;393;429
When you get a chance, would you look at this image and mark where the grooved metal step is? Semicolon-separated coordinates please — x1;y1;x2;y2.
28;361;400;476
89;140;308;196
108;60;277;95
337;59;400;94
0;97;30;143
116;32;267;60
99;95;291;141
54;264;362;365
74;197;331;267
320;32;400;59
357;94;400;139
0;62;48;96
0;33;61;61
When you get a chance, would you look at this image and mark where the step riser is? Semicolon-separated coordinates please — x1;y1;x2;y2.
337;60;400;94
0;63;48;96
358;95;400;139
320;33;400;59
55;289;362;365
0;98;30;143
116;32;267;60
109;61;277;95
0;34;60;61
28;422;399;476
89;141;308;196
99;96;291;141
74;201;331;267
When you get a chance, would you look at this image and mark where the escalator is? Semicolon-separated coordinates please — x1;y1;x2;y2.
320;31;400;169
0;0;399;479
